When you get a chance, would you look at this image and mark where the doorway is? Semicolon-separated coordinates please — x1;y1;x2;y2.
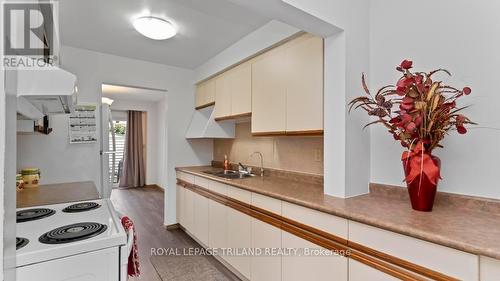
100;83;167;194
109;118;127;188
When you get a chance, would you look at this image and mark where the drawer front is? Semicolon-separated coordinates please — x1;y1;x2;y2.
194;176;210;189
209;181;228;196
349;221;478;280
177;171;195;183
282;201;348;239
227;185;251;204
251;192;281;215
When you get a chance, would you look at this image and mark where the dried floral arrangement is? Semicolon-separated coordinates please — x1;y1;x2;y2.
349;59;475;152
348;59;476;211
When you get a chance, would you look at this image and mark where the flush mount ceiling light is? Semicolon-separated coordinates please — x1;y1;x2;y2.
133;16;177;40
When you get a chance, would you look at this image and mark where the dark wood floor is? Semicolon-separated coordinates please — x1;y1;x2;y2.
110;186;237;281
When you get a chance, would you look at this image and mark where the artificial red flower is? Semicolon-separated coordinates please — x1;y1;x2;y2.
400;60;413;70
396;76;415;95
348;59;475;153
402;97;414;104
400;102;414;111
414;115;423;126
406;122;417;132
389;117;400;124
456;125;467;134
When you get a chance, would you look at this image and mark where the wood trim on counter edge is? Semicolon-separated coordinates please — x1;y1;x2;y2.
214;112;251;121
176;179;458;281
195;101;215;110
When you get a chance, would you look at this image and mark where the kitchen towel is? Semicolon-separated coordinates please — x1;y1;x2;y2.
121;216;140;277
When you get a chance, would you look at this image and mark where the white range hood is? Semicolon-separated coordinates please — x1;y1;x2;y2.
185;105;235;139
16;66;78;119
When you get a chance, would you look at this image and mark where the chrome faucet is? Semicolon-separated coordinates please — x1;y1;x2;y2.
250;152;264;177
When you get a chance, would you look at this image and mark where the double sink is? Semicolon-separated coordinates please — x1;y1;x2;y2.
203;170;256;180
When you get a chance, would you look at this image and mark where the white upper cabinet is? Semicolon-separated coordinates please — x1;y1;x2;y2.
251;33;324;135
228;62;252;116
214;61;252;120
251;45;287;134
285;34;323;133
195;78;216;108
214;73;232;119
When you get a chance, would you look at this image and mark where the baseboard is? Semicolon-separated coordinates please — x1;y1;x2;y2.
145;184;164;191
165;223;180;230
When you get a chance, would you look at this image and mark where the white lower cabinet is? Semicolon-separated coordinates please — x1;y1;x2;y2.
251;218;282;281
282;231;348;281
176;176;491;281
183;188;195;234
176;185;185;225
208;199;227;259
192;192;209;246
348;259;398;281
480;256;500;281
226;207;252;279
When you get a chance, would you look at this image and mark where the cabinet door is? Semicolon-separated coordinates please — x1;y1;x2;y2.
251;46;287;134
282;231;347;281
195;85;204;108
285;34;323;133
195;79;215;108
349;259;399;281
214;74;232;119
480;256;500;281
229;62;252;116
192;192;209;246
226;207;252;279
183;189;194;234
251;219;281;281
205;78;216;104
176;185;184;226
208;200;227;259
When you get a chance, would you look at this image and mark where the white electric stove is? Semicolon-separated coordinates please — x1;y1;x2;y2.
16;199;131;281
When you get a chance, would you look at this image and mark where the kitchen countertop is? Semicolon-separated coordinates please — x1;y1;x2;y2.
177;166;500;260
17;181;101;208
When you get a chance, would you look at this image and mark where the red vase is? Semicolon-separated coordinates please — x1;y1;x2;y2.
402;155;441;212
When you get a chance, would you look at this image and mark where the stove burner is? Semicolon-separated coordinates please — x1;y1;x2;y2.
39;222;107;244
62;202;101;213
16;208;56;223
16;237;29;250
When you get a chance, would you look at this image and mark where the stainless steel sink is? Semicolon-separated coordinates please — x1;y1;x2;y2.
202;170;255;179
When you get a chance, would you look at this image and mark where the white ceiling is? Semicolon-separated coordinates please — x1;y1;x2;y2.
102;84;166;102
59;0;271;69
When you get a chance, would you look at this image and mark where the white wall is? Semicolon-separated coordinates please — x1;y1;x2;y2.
370;0;500;199
194;20;299;82
107;98;163;186
282;0;371;197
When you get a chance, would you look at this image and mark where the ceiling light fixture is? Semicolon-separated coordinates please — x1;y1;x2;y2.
133;16;177;40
